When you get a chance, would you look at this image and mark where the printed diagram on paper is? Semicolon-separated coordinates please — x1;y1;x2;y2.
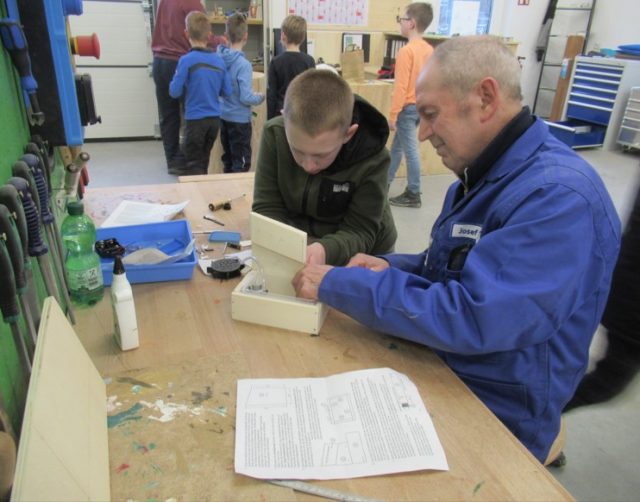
235;368;448;480
288;0;368;25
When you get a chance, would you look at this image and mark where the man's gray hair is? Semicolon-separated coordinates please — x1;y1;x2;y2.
431;35;522;101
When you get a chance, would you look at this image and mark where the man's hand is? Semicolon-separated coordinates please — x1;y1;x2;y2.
306;242;326;265
388;119;397;131
292;264;334;300
346;253;390;272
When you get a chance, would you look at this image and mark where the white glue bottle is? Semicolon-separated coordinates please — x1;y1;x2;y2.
111;255;139;350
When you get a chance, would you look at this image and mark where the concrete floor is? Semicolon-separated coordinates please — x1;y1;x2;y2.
85;138;640;500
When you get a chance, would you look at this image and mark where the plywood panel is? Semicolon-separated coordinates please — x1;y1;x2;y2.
349;81;449;176
12;298;110;501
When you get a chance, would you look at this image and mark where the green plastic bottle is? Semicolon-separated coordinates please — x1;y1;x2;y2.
61;200;104;306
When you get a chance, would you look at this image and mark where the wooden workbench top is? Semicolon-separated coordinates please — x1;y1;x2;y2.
72;178;573;501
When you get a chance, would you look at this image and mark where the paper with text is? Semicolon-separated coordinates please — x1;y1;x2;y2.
235;367;448;480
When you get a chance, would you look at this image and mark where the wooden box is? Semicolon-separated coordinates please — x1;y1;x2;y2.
231;213;327;334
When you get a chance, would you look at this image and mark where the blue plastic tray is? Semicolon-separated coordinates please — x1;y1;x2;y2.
96;220;196;286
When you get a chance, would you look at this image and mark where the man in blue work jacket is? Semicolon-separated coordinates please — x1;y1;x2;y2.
292;35;621;465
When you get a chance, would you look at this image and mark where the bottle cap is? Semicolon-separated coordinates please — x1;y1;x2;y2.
113;255;126;275
67;200;84;216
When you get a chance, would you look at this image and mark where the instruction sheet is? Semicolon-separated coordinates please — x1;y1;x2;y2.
235;367;448;480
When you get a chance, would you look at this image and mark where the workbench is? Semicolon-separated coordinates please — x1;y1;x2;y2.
73;173;573;501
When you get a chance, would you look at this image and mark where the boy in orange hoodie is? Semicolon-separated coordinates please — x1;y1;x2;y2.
387;3;434;208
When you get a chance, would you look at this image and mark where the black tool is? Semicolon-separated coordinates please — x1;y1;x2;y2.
0;204;36;352
95;238;125;258
207;258;244;280
24;142;51;194
30;135;55;174
203;215;225;226
21;154;75;324
0;231;31;378
0;184;40;329
0;19;44;126
6;176;62;312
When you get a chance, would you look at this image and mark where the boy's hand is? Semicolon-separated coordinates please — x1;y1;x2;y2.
306;242;326;265
292;264;334;300
388;119;396;131
346;253;390;272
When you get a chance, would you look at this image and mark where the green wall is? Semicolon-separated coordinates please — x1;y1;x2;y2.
0;21;32;433
0;24;71;433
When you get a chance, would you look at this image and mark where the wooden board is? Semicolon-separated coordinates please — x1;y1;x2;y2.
549;35;585;121
12;298;110;501
105;354;295;500
348;80;450;176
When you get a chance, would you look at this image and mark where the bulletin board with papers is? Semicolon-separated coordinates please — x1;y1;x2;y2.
288;0;369;26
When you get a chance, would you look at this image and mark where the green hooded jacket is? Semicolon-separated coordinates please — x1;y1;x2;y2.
252;95;397;266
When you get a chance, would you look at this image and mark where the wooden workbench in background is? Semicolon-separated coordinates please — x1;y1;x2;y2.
205;72;449;177
74;176;573;501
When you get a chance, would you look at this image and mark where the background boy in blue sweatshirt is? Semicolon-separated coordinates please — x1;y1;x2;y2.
169;11;231;175
217;14;265;173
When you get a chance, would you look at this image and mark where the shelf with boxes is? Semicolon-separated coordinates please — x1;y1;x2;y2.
382;33;518;67
205;0;266;70
547;56;640;150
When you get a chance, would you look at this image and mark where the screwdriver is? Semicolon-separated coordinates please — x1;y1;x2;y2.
6;176;62;312
0;19;44;126
0;184;40;329
0;204;36;352
24;142;51;195
0;233;31;378
208;193;246;212
21;154;75;324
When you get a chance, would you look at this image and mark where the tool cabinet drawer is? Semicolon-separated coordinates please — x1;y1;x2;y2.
566;100;614;125
567;60;623;125
546;120;606;149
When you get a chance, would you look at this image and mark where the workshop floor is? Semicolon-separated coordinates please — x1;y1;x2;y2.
86;138;640;501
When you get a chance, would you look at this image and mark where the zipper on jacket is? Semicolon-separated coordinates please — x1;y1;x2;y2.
462;167;470;195
301;176;312;215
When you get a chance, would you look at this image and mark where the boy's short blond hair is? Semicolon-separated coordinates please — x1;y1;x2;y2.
186;11;210;42
281;15;307;46
226;13;247;43
283;69;354;136
406;2;433;33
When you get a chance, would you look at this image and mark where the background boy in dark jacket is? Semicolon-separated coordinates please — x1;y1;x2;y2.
253;69;397;266
267;15;315;120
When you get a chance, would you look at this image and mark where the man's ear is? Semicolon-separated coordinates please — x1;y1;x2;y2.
477;77;500;121
343;124;359;143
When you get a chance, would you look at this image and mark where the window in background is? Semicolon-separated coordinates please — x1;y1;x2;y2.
438;0;493;36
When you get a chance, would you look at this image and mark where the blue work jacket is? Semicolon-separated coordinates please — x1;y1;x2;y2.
318;118;621;462
169;48;231;120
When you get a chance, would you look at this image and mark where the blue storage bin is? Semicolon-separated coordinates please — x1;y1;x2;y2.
546;120;606;149
95;220;196;286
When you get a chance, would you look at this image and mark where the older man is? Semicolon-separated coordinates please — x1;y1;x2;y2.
292;35;621;464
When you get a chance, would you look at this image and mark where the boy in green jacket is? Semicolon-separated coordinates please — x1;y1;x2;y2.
252;69;397;266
